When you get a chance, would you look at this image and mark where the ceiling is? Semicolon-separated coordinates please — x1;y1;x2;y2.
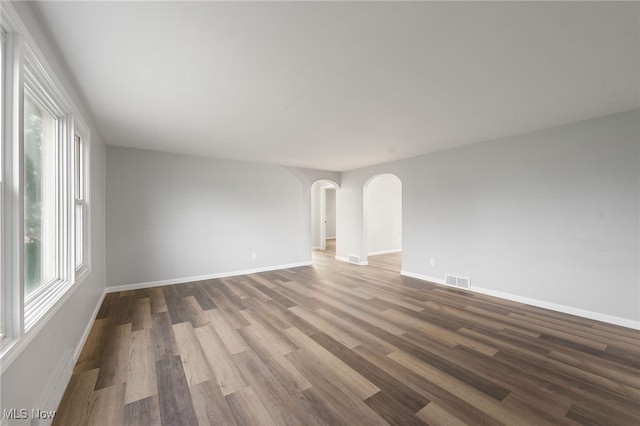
34;1;639;172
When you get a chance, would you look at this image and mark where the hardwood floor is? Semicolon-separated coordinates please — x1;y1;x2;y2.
54;247;640;425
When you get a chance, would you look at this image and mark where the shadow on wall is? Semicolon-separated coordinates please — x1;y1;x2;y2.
364;174;402;257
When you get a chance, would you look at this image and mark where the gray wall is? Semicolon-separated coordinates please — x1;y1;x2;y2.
366;174;401;254
106;146;310;286
1;1;107;419
338;110;639;323
325;188;336;239
310;182;321;248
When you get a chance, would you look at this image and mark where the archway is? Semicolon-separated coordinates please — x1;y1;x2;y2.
311;180;339;255
363;174;402;266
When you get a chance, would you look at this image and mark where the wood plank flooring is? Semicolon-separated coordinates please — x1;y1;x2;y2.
54;244;640;425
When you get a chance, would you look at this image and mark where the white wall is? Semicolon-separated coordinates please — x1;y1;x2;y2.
366;174;401;255
337;110;639;325
325;189;336;239
106;146;311;287
1;1;107;420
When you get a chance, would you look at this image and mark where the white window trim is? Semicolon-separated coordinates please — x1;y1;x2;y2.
0;28;5;341
74;116;90;282
22;47;74;331
0;2;92;374
1;6;26;356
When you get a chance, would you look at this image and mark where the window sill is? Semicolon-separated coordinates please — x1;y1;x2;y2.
0;278;83;375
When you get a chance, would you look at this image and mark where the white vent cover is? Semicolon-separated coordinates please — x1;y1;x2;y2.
457;276;470;289
445;274;470;289
348;255;361;264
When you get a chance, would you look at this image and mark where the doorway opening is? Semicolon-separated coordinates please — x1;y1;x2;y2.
363;174;402;272
311;180;338;260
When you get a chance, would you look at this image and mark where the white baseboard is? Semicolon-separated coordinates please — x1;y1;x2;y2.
31;290;106;424
400;270;445;285
37;349;73;425
106;261;313;293
368;248;402;256
73;290;106;363
400;270;640;330
335;256;368;266
470;286;640;330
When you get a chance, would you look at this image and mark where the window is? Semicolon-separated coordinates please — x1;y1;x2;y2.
21;51;74;330
24;89;59;296
74;132;88;275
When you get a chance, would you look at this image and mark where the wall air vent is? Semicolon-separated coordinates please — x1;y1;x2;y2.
445;274;471;289
348;255;361;264
456;276;470;289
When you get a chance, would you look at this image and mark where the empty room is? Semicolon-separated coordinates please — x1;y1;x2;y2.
0;1;639;425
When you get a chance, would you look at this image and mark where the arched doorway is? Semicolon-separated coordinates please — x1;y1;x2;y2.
311;180;339;256
363;174;402;267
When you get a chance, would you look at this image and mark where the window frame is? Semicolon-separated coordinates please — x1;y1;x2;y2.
0;9;25;353
0;29;5;341
74;117;90;281
22;43;74;331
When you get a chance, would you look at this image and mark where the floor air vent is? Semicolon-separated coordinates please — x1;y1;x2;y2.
445;274;470;289
348;255;361;264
